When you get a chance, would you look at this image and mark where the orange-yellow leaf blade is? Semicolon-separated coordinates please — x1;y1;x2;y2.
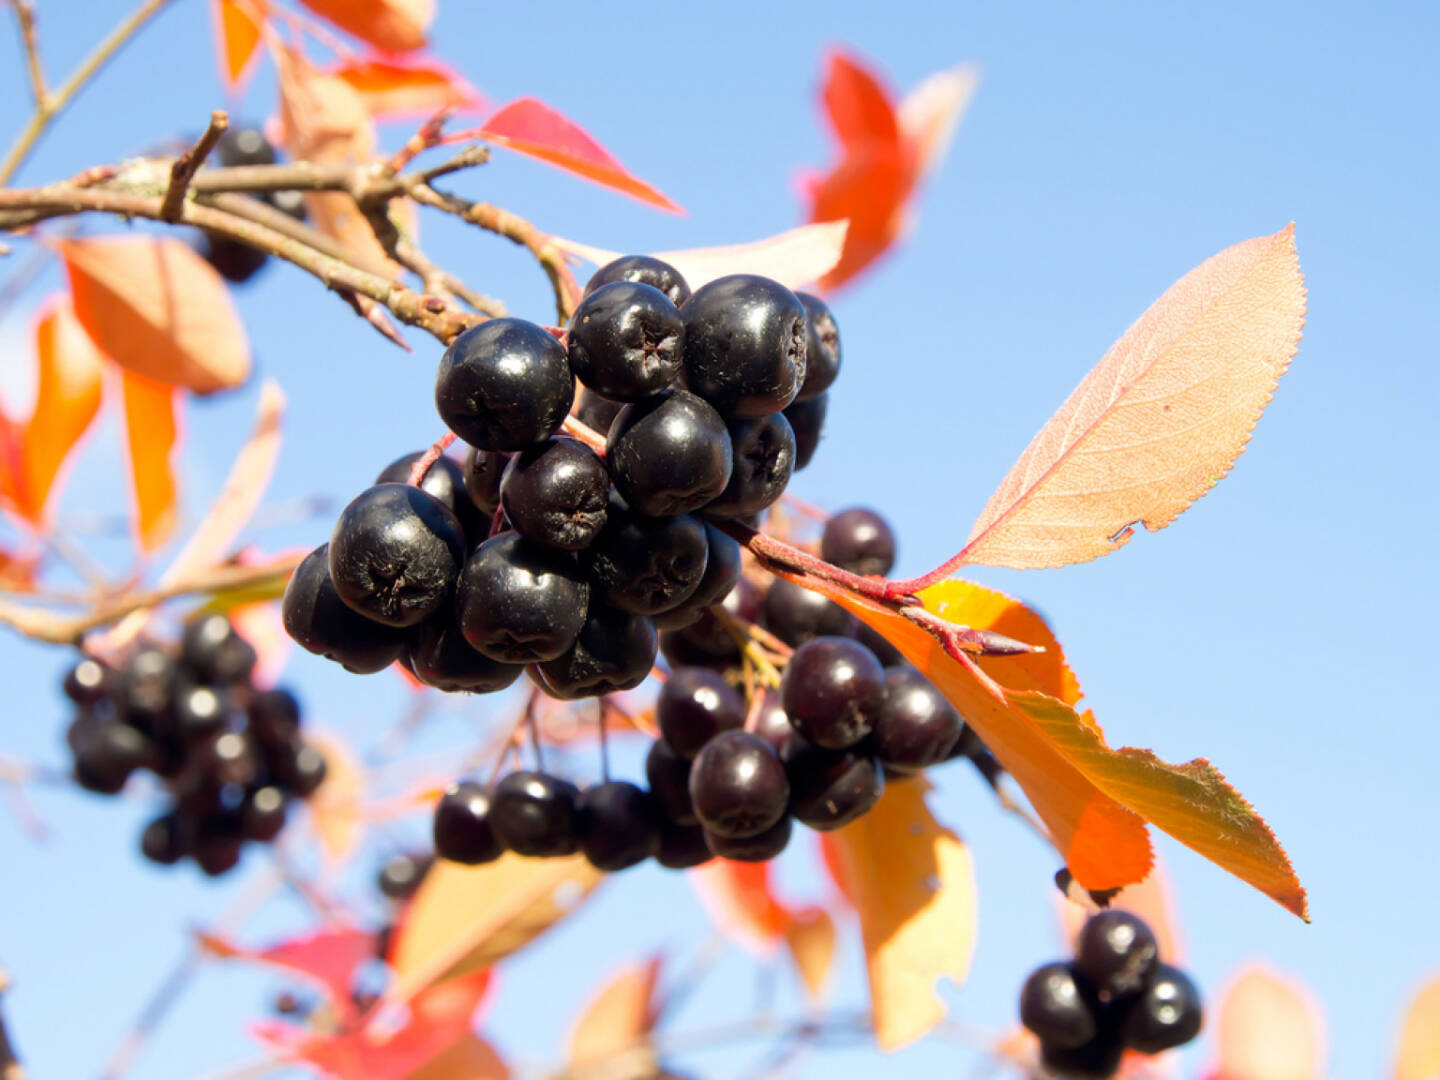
1395;977;1440;1080
118;369;180;553
566;957;661;1071
296;0;432;53
404;1034;508;1080
306;731;364;863
822;777;977;1051
688;858;791;952
960;226;1306;570
212;0;264;89
332;56;485;120
20;298;105;523
1212;966;1325;1080
61;237;251;395
783;907;837;1001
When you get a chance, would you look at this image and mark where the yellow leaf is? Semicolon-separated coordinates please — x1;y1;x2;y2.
60;237;251;395
822;777;976;1051
388;853;604;1002
783;907;837;1001
297;0;432;53
118;369;180;553
566;957;661;1073
306;731;364;863
959;226;1305;570
1396;977;1440;1080
1212;966;1324;1080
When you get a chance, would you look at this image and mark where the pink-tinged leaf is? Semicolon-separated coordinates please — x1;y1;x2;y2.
17;297;105;524
212;0;265;89
1210;966;1325;1080
253;969;491;1080
552;221;849;292
821;49;903;152
200;925;376;1022
296;0;433;53
566;957;662;1072
331;57;486;120
60;236;252;394
1396;977;1440;1080
689;859;791;954
898;63;979;180
957;226;1306;570
476;98;682;213
118;369;180;553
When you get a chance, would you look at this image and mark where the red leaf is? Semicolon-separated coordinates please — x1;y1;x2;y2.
212;0;265;89
331;57;485;121
118;369;180;553
689;859;791;952
807;148;916;291
821;49;903;152
296;0;432;53
476;99;682;213
201;925;377;1023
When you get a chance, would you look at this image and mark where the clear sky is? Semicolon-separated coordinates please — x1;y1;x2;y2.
1;1;1437;1077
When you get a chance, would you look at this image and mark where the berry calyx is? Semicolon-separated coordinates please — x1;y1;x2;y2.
567;281;684;401
499;438;609;550
436;319;574;451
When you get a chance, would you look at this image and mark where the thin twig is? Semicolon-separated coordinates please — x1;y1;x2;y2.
160;110;228;222
406;432;457;487
9;0;45;106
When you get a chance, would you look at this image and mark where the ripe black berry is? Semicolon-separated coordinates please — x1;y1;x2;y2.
1040;1027;1125;1080
855;620;904;667
433;780;504;864
436;319;574;451
248;689;301;748
193;817;244;877
748;689;794;754
201;236;268;283
783;739;883;830
63;658;112;705
119;647;175;723
644;739;696;825
1074;910;1159;998
500;438;609;550
704;815;792;862
657;668;745;758
490;771;579;857
1122;963;1202;1053
784;393;827;472
329;484;466;628
705;412;796;518
688;730;789;839
568;281;684;401
241;786;288;842
456;533;589;662
577;781;661;871
585;255;691;308
794;292;841;402
272;737;327;797
532;605;657;699
871;666;963;772
378;852;434;900
74;721;157;794
656;821;712;868
681;275;807;418
377;451;484;541
821;508;896;577
762;578;854;647
216;127;278;167
574;388;624;435
1020;962;1099;1049
173;683;229;740
140;813;189;866
283;545;407;673
461;446;509;516
181;613;259;684
588;502;708;616
606;389;732;516
651;523;742;631
674;576;759;657
408;610;524;693
781;637;886;750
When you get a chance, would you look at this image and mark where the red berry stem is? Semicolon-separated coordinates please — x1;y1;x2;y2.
597;697;612;783
901;607;1044;658
560;415;607;455
714;518;902;605
406;431;457;487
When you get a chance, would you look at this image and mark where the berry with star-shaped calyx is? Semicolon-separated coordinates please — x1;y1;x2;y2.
436;319;574;452
568;281;684;401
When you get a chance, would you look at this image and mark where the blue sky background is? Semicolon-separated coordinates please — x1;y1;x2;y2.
1;1;1437;1077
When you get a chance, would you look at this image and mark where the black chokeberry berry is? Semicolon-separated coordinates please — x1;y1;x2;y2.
532;605;657;700
500;438;609;550
456;533;589;663
656;821;712;868
408;609;524;693
201;236;267;283
1121;963;1202;1053
688;730;789;839
705;412;796;518
216;127;278;167
794;292;841;402
821;507;897;577
193;816;244;877
748;689;794;754
377;451;484;542
241;786;288;842
644;739;696;825
1040;1028;1125;1080
783;739;883;830
574;388;624;435
329;484;466;628
704;815;792;862
74;722;157;795
378;852;435;900
855;620;904;667
490;771;580;857
173;683;229;741
433;780;505;864
675;576;759;657
784;393;827;471
780;636;886;750
63;658;112;705
585;255;691;308
588;502;708;616
577;781;661;871
462;446;509;516
436;319;574;452
606;389;732;516
651;523;742;631
871;666;963;772
248;689;301;748
119;647;175;723
283;545;407;673
762;578;854;647
568;281;684;401
1074;910;1160;998
656;667;745;758
140;813;189;866
180;613;258;684
681;275;807;418
273;737;327;797
1020;962;1100;1049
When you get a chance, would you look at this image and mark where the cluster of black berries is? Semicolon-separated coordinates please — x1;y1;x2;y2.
1020;911;1203;1077
62;615;327;876
430;508;989;873
197;126;307;284
281;256;837;703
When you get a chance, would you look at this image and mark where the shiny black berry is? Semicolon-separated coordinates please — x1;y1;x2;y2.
436;319;574;451
74;721;157;795
821;508;896;577
585;255;691;308
704;815;791;861
568;281;684;401
675;575;759;657
1074;910;1160;998
283;544;408;673
588;502;708;616
688;730;789;839
1020;962;1100;1049
273;737;327;797
241;786;288;841
533;605;657;700
378;852;434;900
762;578;854;647
216;127;278;167
783;739;883;830
748;689;794;754
500;438;609;550
140;813;189;866
1040;1027;1125;1079
651;523;743;631
1122;963;1202;1053
119;647;175;724
462;446;509;516
657;668;745;758
794;292;841;402
456;533;589;663
63;658;112;705
200;236;267;283
433;781;505;864
871;667;963;772
855;621;904;667
574;388;624;435
180;614;258;684
644;739;696;825
329;484;466;628
490;771;579;857
408;610;524;693
656;821;712;868
577;781;661;871
784;393;827;471
705;412;795;518
606;389;732;516
681;275;807;418
173;683;229;741
248;689;301;748
376;451;484;542
781;637;886;750
193;817;244;877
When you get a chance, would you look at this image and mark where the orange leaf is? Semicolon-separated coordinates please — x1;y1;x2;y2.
212;0;265;89
404;1034;508;1080
1211;966;1324;1080
387;852;604;1003
18;297;104;523
332;56;486;120
0;410;22;511
306;731;365;863
199;925;376;1022
566;957;661;1071
689;859;791;952
807;147;913;290
296;0;432;53
60;237;251;395
477;98;682;213
783;906;836;1001
822;777;976;1050
1396;977;1440;1080
957;226;1306;570
821;49;903;152
118;370;180;553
